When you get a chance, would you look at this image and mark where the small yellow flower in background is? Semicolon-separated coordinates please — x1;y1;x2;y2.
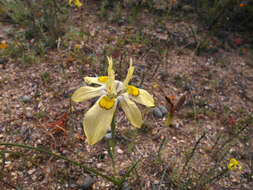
240;3;244;7
228;158;242;171
153;83;158;89
69;0;82;8
72;57;155;145
0;41;7;49
75;44;81;49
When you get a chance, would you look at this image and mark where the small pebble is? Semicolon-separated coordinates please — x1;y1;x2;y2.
181;5;194;12
184;84;191;91
104;133;112;140
153;107;163;118
96;163;103;168
122;182;131;190
117;148;124;154
22;95;31;102
26;111;33;119
151;183;159;190
118;19;125;26
70;184;77;188
159;106;168;116
160;70;169;81
79;175;94;189
28;169;36;175
20;126;27;135
156;27;163;33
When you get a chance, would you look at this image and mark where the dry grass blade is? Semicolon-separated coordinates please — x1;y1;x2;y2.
40;112;68;149
172;93;186;115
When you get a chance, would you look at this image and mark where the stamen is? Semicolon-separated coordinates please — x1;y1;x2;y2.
99;96;115;110
127;85;139;96
98;76;108;83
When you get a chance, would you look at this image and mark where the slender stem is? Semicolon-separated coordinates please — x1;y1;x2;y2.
157;136;167;162
181;132;206;176
119;159;140;187
106;139;116;176
0;143;120;185
0;150;41;169
110;115;117;176
0;178;17;189
196;169;228;190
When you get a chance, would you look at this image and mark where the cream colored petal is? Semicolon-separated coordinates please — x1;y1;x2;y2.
72;86;104;103
116;81;124;93
129;89;154;107
123;58;134;87
119;96;143;128
84;97;117;145
84;77;104;85
75;0;82;8
106;57;116;96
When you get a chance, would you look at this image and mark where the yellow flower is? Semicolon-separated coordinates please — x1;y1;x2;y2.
75;44;81;49
240;3;244;7
72;57;154;145
227;158;242;171
69;0;82;8
153;83;158;89
0;41;7;49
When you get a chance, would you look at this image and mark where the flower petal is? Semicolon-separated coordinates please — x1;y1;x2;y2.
129;89;154;107
123;58;134;87
75;0;82;8
119;95;143;128
72;86;104;103
84;77;105;85
106;57;116;96
68;0;73;6
84;97;117;145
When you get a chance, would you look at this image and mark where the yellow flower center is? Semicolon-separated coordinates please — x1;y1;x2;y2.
98;76;108;83
99;96;115;110
127;85;139;96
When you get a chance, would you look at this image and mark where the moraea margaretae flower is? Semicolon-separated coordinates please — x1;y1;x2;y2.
72;57;154;145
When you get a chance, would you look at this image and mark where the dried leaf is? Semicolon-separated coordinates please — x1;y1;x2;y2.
45;113;68;135
165;95;175;115
172;93;186;114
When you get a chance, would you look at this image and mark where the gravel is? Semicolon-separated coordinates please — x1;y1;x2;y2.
153;107;163;118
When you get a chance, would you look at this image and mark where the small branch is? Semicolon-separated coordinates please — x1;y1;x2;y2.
181;131;207;176
0;178;17;190
196;169;228;190
149;62;161;81
157;136;167;162
138;70;146;88
0;143;120;185
119;159;140;187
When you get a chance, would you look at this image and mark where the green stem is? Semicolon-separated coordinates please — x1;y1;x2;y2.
0;142;120;185
110;114;117;176
119;159;140;187
0;150;41;169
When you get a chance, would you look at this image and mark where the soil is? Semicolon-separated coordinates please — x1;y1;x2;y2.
0;1;253;190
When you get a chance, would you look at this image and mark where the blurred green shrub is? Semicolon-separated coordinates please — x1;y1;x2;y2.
188;0;253;31
0;0;68;48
